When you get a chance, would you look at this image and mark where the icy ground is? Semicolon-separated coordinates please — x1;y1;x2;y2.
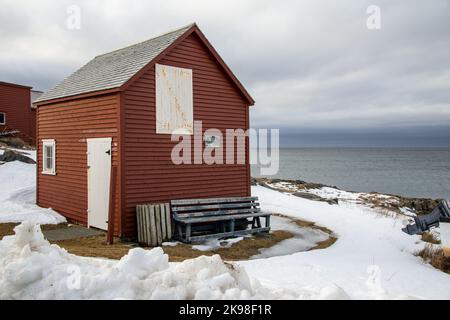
0;151;449;299
251;215;329;259
178;215;328;257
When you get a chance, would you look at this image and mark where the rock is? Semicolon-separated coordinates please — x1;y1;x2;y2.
398;197;441;216
0;149;35;164
292;192;338;205
0;136;29;149
252;177;441;214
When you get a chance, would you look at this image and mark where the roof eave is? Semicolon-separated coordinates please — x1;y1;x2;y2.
34;87;121;106
191;26;255;106
0;81;33;90
120;24;255;106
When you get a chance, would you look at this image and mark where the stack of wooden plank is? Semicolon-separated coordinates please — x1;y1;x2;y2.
136;203;173;246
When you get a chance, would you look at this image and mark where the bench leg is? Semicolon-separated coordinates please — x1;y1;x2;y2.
265;215;270;228
230;219;235;233
185;224;191;243
177;224;183;240
255;217;261;228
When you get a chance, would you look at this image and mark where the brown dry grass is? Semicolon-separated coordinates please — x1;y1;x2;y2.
0;222;295;261
0;223;68;238
421;232;441;245
54;235;137;260
55;230;294;261
0;223;137;260
0;215;337;262
416;244;450;274
0;223;17;237
291;217;338;251
163;230;293;262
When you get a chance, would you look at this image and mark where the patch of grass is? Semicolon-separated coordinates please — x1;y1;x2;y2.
0;214;338;262
53;235;137;260
421;232;441;245
0;222;295;261
0;223;18;238
288;215;338;250
0;223;69;240
163;230;293;262
0;222;134;260
416;244;450;274
311;235;338;250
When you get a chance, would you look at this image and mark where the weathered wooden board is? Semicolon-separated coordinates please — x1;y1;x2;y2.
136;203;173;246
171;196;258;206
172;202;260;212
155;64;193;134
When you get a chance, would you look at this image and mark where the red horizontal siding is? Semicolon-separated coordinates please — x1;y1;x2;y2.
0;82;35;144
37;93;122;235
122;32;250;236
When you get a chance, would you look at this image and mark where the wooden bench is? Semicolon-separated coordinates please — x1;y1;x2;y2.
170;196;271;243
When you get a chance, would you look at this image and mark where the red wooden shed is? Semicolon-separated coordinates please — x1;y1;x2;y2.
0;81;41;145
34;23;255;237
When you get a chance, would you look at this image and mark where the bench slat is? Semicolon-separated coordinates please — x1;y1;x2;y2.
175;208;261;218
175;212;270;224
171;195;270;243
172;202;260;213
171;196;258;206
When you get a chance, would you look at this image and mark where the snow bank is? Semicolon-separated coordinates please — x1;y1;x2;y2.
0;157;65;224
0;222;357;299
2;153;449;299
238;186;450;300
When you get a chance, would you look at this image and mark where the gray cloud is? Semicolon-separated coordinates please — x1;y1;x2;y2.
1;0;449;145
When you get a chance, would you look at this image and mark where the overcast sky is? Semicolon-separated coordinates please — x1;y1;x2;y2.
1;0;449;146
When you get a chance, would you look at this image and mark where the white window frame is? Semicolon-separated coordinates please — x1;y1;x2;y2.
155;64;194;135
0;112;5;125
42;139;56;175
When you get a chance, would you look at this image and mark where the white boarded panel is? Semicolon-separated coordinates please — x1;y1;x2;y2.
156;64;193;134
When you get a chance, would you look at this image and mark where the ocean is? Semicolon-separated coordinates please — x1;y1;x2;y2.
251;148;450;199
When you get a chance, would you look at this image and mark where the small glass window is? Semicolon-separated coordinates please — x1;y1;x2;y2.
42;139;56;175
204;134;221;148
0;112;5;125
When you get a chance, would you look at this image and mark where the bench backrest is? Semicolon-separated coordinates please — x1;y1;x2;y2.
170;196;260;219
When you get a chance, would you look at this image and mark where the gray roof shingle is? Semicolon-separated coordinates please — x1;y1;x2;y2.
35;24;194;103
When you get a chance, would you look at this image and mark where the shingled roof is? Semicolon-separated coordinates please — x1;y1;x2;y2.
35;24;194;103
36;23;254;105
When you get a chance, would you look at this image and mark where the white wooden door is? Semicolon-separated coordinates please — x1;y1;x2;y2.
87;138;112;230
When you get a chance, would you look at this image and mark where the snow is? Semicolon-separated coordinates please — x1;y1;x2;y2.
0;152;65;224
0;222;311;299
192;237;245;251
237;186;450;299
252;215;328;259
1;152;449;299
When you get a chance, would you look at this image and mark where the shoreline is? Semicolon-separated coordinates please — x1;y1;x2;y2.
252;177;441;216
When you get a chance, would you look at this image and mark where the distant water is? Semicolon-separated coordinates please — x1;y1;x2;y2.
251;148;450;199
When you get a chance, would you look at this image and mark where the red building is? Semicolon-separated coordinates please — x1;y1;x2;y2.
0;81;41;145
34;24;254;237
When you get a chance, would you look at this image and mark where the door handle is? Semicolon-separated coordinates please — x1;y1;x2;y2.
105;149;111;155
